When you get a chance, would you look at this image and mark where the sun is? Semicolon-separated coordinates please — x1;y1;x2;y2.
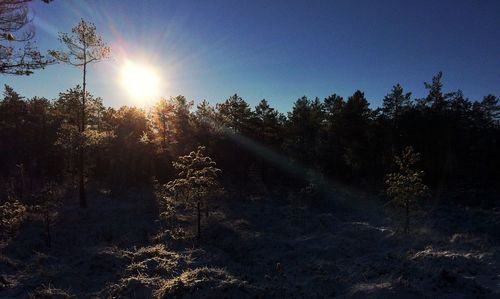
120;60;160;103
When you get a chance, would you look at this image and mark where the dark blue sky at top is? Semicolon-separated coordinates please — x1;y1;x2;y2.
3;0;499;111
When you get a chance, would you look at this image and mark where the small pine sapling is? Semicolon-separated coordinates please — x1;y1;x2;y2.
165;146;223;240
153;178;176;227
33;183;62;248
385;146;429;234
0;190;27;244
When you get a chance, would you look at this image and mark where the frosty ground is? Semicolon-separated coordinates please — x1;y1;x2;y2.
1;187;499;298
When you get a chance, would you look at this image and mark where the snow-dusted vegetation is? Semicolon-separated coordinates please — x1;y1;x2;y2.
1;186;498;298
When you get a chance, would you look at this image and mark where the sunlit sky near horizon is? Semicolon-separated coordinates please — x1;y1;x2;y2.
2;0;499;111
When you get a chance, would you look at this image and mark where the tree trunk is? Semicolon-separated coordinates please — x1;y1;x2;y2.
19;164;24;201
197;201;201;240
79;56;87;208
162;118;167;151
45;213;51;248
405;200;409;234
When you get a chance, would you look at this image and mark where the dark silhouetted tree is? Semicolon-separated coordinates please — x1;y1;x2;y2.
103;106;155;186
320;94;345;177
336;90;372;181
420;71;449;110
151;97;175;152
53;86;112;188
285;96;324;168
216;94;253;134
193;99;218;149
215;94;254;183
382;84;412;119
253;99;284;146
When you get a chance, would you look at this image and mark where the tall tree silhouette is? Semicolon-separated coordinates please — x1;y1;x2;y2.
381;84;412;158
337;90;372;180
215;94;253;182
253;99;283;144
0;85;27;178
53;86;111;185
286;96;324;167
419;71;449;110
216;94;252;134
151;97;175;153
103;106;154;186
49;19;110;208
194;99;217;148
321;94;345;177
382;84;412;120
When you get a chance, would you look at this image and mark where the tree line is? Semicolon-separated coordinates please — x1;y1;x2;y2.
1;72;499;206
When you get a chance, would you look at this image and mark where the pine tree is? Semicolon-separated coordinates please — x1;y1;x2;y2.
151;96;193;155
53;86;113;186
151;97;175;152
194;99;217;147
286;96;324;166
385;146;429;233
419;72;450;110
253;99;284;145
165;146;223;239
49;19;110;208
336;90;372;180
33;182;62;248
215;94;252;134
382;84;412;119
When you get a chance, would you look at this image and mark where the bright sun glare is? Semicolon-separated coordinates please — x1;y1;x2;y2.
120;60;160;103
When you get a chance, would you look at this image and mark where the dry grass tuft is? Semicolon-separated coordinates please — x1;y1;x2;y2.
27;283;74;299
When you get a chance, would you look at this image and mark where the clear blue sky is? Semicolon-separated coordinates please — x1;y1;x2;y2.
3;0;499;112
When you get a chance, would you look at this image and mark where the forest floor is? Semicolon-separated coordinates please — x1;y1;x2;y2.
1;186;499;298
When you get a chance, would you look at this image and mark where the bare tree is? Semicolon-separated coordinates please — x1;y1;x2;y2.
0;0;53;75
49;19;110;208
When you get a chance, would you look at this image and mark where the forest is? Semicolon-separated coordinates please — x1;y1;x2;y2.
2;73;499;207
1;1;499;298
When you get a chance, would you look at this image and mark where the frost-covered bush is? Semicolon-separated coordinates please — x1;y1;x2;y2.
0;193;27;243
